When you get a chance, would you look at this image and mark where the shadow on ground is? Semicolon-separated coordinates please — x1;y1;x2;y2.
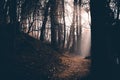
0;28;91;80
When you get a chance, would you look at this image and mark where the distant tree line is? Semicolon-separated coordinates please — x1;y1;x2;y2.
0;0;91;54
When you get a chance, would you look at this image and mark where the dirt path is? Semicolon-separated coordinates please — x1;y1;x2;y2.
15;33;91;80
51;54;91;80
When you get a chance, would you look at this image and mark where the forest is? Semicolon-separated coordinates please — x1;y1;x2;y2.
0;0;120;80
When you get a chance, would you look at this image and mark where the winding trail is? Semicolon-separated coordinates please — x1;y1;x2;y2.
15;33;91;80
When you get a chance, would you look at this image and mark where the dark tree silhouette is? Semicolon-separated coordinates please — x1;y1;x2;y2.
50;0;58;49
90;0;120;80
40;0;50;42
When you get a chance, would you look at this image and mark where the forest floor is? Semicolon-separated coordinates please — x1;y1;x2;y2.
12;33;91;80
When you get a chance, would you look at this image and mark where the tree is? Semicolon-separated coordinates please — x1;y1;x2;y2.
66;0;82;53
62;0;66;49
90;0;117;80
40;0;50;41
50;0;58;49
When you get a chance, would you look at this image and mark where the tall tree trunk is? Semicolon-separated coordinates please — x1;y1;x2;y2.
40;1;50;41
57;0;64;51
62;0;66;49
77;0;82;54
90;0;113;80
67;0;77;52
116;0;120;20
50;0;58;49
0;0;19;79
71;0;78;53
112;0;120;79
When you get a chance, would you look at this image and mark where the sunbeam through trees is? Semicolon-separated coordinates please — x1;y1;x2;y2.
0;0;120;80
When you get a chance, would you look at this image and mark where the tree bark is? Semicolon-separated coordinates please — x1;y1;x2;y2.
62;0;66;49
50;0;58;49
40;1;50;41
90;0;114;80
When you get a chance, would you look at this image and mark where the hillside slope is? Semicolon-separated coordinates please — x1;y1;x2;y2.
9;32;90;80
